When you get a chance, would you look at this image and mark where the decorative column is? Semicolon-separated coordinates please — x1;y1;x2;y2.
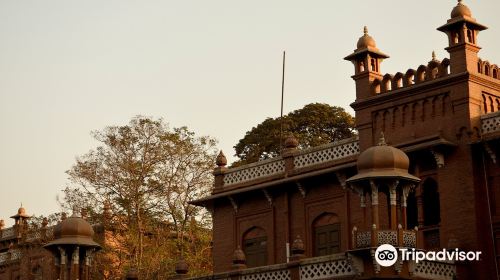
71;246;79;280
401;184;412;229
370;180;379;229
59;246;67;280
389;180;399;230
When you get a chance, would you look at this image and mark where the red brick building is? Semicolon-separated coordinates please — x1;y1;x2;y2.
190;1;500;279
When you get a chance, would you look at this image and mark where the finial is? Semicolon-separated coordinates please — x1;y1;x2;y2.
216;150;227;167
458;0;462;4
432;51;436;60
284;134;299;149
378;132;387;146
71;206;79;217
363;26;368;35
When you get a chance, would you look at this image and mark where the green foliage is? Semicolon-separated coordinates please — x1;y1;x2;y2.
62;116;217;279
233;103;355;166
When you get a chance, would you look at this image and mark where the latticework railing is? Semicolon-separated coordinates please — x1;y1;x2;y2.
299;255;355;280
294;138;359;169
1;227;16;239
223;158;285;186
481;110;500;135
0;249;22;265
241;264;291;280
413;260;456;280
353;228;417;248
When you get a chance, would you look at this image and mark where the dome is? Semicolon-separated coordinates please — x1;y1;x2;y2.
356;26;377;49
451;0;472;18
18;207;26;215
346;134;420;183
44;212;101;251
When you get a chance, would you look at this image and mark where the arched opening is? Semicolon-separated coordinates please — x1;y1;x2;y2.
489;96;495;113
371;58;377;72
422;178;440;249
407;192;418;230
467;29;473;43
243;227;267;267
416;66;426;83
423;178;440;226
313;213;340;256
483;95;488;113
32;265;43;280
404;69;415;86
478;61;482;73
493;68;498;79
358;61;365;73
393;73;404;89
439;59;450;77
382;75;392;92
485;64;490;76
372;79;381;94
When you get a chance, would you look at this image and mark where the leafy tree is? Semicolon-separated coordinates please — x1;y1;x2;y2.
233;103;355;166
62;116;217;279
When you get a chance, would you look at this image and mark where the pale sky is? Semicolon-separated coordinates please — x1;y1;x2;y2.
1;0;499;226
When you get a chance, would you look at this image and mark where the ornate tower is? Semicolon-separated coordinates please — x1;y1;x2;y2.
10;205;30;238
344;26;390;101
437;0;487;74
43;210;101;280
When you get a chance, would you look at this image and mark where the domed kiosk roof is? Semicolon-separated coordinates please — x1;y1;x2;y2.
357;26;377;49
451;0;472;18
44;211;101;251
346;134;420;183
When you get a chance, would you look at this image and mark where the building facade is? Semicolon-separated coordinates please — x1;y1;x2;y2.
190;1;500;279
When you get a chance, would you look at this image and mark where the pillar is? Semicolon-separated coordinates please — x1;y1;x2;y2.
370;180;379;229
389;180;399;230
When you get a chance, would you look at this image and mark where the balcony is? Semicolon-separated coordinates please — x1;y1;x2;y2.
352;227;417;249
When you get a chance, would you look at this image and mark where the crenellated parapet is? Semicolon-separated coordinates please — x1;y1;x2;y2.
371;53;451;95
477;58;500;79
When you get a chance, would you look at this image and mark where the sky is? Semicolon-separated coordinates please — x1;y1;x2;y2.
0;0;499;226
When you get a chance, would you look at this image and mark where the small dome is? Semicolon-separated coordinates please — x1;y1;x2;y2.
216;150;227;167
451;0;472;18
357;26;377;49
59;213;94;238
284;135;299;149
346;134;420;183
44;212;101;251
18;207;26;215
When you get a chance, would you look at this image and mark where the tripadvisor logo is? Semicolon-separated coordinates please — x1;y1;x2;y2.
374;244;482;267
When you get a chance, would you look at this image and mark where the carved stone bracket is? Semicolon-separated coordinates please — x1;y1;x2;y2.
371;248;381;274
228;196;238;213
401;183;415;207
296;182;306;198
335;171;347;189
483;142;497;164
430;149;445;168
347;253;365;276
370;180;378;206
389;180;399;206
262;189;273;206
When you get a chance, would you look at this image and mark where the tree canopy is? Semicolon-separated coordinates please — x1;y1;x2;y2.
62;116;217;279
233;103;355;166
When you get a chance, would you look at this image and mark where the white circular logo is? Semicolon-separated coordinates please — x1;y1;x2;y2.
375;244;398;267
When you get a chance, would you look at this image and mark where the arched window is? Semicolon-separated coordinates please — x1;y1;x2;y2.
313;213;340;256
422;178;440;249
407;192;418;229
423;178;440;226
32;265;43;280
372;79;381;94
243;227;267;267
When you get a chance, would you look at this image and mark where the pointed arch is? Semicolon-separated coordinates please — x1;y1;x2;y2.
439;58;450;77
382;74;393;92
242;226;268;267
312;213;340;256
404;69;415;86
372;79;381;94
393;72;404;89
416;65;427;83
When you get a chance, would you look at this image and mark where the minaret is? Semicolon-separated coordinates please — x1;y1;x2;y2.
437;0;487;74
344;26;389;101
